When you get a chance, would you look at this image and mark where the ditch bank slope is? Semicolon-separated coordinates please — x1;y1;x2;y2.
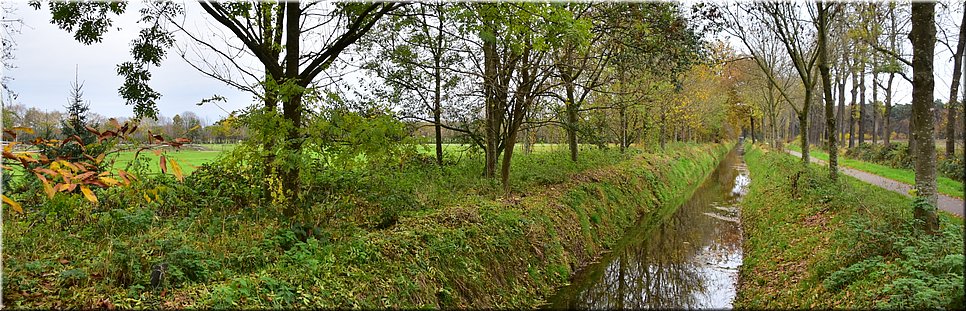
252;143;730;308
737;145;964;309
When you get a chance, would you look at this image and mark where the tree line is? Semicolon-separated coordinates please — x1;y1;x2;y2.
725;2;960;234
12;1;758;214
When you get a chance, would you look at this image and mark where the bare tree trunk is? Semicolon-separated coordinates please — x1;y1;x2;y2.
433;28;445;167
750;114;756;144
946;7;966;159
620;105;628;153
910;2;939;234
483;35;499;179
859;64;867;145
566;99;578;161
281;2;303;216
872;71;879;145
885;73;895;147
818;2;837;179
849;67;858;148
501;128;517;193
837;60;847;143
771;115;781;148
799;104;810;164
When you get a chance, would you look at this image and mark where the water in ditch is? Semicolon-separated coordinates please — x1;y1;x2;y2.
545;145;750;309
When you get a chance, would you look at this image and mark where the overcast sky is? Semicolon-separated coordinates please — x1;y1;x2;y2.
1;1;962;124
3;1;252;123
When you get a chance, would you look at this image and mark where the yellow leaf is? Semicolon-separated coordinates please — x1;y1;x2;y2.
35;173;55;198
50;161;61;171
56;160;75;172
11;127;34;134
143;193;153;203
2;195;23;214
80;185;98;204
169;158;184;182
42;181;55;198
99;177;120;187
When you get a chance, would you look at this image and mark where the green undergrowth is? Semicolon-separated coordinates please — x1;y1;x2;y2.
3;142;728;308
737;143;964;309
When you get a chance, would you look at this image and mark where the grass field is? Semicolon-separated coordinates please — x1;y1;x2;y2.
5;143;604;180
786;144;964;199
108;149;226;175
3;144;236;178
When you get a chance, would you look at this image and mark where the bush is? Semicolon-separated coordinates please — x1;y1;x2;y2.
187;162;261;212
938;157;964;182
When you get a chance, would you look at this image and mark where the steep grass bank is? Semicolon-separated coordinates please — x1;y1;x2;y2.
3;143;728;308
737;144;964;309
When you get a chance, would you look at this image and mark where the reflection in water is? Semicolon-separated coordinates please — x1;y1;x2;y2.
547;146;750;309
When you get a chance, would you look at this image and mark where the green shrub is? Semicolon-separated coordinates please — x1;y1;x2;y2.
938;157;964;182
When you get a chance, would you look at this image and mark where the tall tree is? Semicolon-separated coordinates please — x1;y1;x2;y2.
551;3;607;162
474;3;588;191
728;2;818;163
944;5;966;158
37;1;401;209
817;2;839;179
909;2;939;233
858;61;867;145
362;2;465;166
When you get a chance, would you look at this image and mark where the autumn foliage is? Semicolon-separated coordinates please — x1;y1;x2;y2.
2;119;193;213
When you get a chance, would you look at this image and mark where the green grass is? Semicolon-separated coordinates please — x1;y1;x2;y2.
3;144;234;180
109;149;224;175
737;144;964;309
2;142;730;308
413;143;600;157
787;144;964;199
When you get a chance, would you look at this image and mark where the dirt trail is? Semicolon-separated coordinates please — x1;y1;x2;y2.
786;149;964;218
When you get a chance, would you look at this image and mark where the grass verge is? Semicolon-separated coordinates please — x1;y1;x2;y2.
737;143;964;309
787;144;964;199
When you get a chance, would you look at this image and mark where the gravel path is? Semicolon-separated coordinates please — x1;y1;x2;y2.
786;149;964;218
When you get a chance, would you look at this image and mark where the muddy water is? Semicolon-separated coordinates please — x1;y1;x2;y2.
546;146;750;309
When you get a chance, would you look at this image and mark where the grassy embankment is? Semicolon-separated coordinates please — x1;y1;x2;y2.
4;142;729;308
787;144;964;199
737;144;964;309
